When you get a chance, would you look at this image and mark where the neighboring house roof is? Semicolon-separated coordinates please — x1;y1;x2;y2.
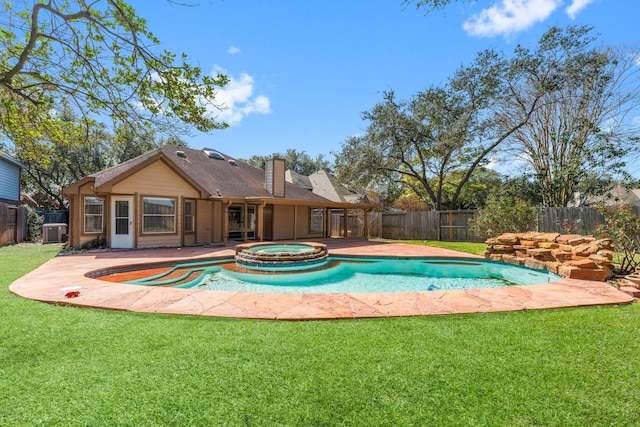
285;170;312;191
0;151;23;169
65;145;335;204
302;170;370;204
581;187;640;207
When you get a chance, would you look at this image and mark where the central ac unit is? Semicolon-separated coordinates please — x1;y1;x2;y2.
43;223;67;243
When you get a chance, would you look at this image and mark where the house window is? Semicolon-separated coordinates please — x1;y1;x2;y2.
83;197;103;234
309;207;324;234
184;199;195;233
142;197;176;233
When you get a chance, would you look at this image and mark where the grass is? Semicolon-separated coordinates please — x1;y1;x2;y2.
2;243;640;425
392;239;486;255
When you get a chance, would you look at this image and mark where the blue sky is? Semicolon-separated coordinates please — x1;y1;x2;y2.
134;0;639;163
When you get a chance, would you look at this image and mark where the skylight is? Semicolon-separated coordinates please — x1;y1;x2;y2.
203;149;225;160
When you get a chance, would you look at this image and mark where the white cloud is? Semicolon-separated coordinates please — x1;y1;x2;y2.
566;0;594;19
208;69;271;126
228;45;241;55
463;0;561;38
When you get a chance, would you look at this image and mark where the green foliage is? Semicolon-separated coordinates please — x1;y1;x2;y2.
15;122;187;208
335;25;640;210
504;26;640;207
333;36;541;210
243;148;332;175
596;204;640;274
469;196;537;238
2;244;640;425
402;0;473;15
25;207;43;242
0;0;228;157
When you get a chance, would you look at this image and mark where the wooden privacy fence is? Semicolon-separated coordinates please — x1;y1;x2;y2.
0;202;28;246
367;206;640;242
372;210;483;242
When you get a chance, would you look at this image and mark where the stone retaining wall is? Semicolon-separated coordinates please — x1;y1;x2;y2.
484;232;614;281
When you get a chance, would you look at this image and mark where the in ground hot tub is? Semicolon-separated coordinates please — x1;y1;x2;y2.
234;242;328;271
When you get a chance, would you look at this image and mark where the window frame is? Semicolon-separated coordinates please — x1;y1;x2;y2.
142;196;176;234
83;196;104;234
308;207;324;234
184;199;195;234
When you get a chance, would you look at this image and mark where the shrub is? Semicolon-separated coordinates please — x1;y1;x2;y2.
596;204;640;275
26;207;44;242
469;196;537;239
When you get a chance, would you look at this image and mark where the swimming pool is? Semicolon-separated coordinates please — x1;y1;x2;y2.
103;256;561;294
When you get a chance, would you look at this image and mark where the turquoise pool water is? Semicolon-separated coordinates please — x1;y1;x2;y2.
191;257;561;293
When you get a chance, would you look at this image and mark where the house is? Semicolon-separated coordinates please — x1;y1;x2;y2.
286;169;371;236
0;151;24;245
62;145;377;249
0;151;22;205
570;187;640;208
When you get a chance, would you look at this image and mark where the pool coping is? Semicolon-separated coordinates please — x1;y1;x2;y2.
9;240;635;320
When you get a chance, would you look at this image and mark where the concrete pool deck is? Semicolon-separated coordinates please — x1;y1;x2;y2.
9;239;634;320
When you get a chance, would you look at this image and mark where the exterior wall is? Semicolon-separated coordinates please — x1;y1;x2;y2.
196;199;213;244
295;206;325;239
184;233;196;246
272;205;295;240
0;157;20;204
67;196;77;247
76;181;106;248
111;161;200;249
270;204;324;240
110;161;200;197
212;201;223;242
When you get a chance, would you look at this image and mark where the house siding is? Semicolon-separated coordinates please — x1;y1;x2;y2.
76;182;105;248
110;161;200;248
196;199;214;244
272;205;295;240
212;201;223;242
295;206;325;239
110;161;200;197
0;157;20;203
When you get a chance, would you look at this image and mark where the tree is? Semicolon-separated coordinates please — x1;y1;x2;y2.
243;148;331;175
0;0;228;158
402;0;472;14
596;204;640;275
17;122;187;208
469;195;537;239
439;167;503;209
502;26;640;207
334;45;542;210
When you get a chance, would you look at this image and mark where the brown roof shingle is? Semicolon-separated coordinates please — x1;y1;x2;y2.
92;145;330;202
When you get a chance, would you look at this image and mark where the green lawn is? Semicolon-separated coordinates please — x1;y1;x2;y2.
2;243;640;426
392;239;487;255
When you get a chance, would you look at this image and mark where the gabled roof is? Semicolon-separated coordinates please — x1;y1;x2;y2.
306;170;370;204
285;170;312;190
66;145;333;204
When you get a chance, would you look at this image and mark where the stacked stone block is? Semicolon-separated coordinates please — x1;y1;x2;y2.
484;232;614;281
